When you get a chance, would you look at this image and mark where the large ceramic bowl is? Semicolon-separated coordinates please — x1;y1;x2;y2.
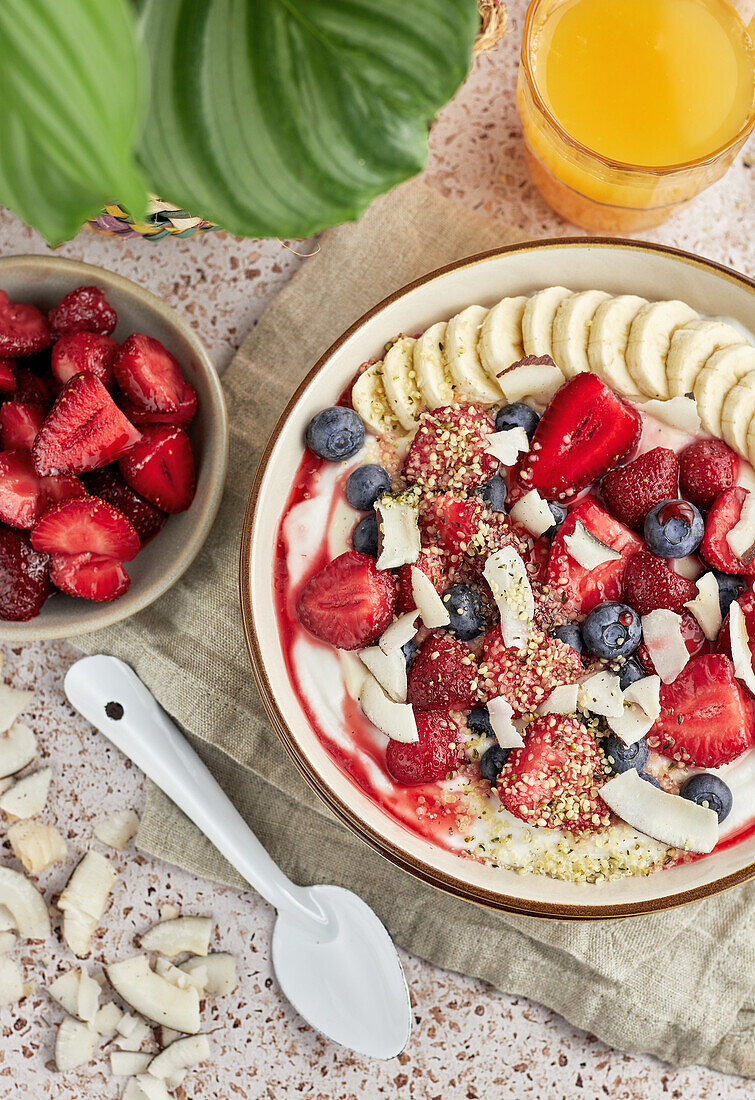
241;238;755;919
0;256;228;641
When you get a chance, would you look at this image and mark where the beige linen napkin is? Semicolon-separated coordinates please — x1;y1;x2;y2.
74;180;754;1076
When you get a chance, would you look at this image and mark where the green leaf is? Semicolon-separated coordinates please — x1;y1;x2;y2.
0;0;147;246
137;0;479;238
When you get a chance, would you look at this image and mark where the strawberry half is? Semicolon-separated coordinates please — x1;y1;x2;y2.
646;653;753;767
114;334;187;414
47;286;117;337
679;439;738;510
296;550;397;650
32;372;141;477
43;475;88;508
514;374;640;501
395;549;446;613
0;291;52;357
622;549;697;616
700;487;755;575
0;525;51;621
406;632;479;710
0;359;16;393
49;552;130;602
479;625;581;716
600;447;679;531
85;466;166;545
118;425;196;514
0;402;45;450
547;496;643;615
497;715;610;832
120;380;197;428
0;449;47;529
51;332;118;389
418;493;484;566
404;404;498;493
385;709;461;785
31;497;140;561
13;365;53;406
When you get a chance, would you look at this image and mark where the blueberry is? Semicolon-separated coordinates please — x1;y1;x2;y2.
476;474;507;513
352;513;379;556
467;705;494;739
553;623;584;657
402;638;418;668
443;584;486;641
544;501;567;538
712;570;746;619
480;744;509;784
644;499;704;558
581;602;641;660
605;734;649;775
680;773;733;823
619;657;646;691
640;772;662;789
494;402;540;440
306;407;365;461
345;464;391;511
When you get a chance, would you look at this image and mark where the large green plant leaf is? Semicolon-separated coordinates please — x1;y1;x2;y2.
0;0;147;246
137;0;479;237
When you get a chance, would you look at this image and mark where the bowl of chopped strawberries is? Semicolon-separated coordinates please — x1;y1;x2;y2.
0;256;227;639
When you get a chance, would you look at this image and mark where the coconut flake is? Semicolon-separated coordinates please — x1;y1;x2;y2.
94;809;140;851
640;395;701;435
684;572;723;641
375;493;421;570
672;555;703;581
0;768;51;819
641;609;690;683
484;426;530;466
358;647;407;703
378;611;420;654
487;697;525;749
537;683;579;715
483;547;534;650
0;722;37;779
607;675;661;745
727;490;755;562
564;521;621;570
8;819;67;873
728;600;755;696
496;359;564;404
599;768;718;853
410;567;450;628
509;489;555;538
577;672;624;718
359;674;418;743
0;684;35;736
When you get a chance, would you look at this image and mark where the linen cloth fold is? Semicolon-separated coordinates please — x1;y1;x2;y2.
74;180;754;1077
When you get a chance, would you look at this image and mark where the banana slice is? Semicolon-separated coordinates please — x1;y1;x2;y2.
551;289;612;377
721;369;755;458
625;300;699;398
522;286;573;359
695;342;755;437
381;336;422;431
351;361;405;440
666;319;743;398
444;305;502;404
414;322;455;410
587;295;647;396
478;296;527;380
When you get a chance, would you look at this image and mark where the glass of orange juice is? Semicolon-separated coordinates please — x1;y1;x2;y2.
517;0;755;232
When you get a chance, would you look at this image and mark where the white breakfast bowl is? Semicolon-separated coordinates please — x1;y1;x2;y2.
241;238;755;919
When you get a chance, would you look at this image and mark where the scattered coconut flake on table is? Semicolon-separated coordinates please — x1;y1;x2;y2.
359;674;418;743
0;767;51;818
483;547;534;650
8;819;67;873
487;697;525;748
726;489;755;562
0;721;37;778
358;645;407;702
94;808;140;850
411;566;450;628
684;572;723;640
484;426;530;465
54;1014;98;1071
181;953;237;996
0;682;35;735
375;492;421;570
0;866;51;938
607;675;661;745
538;683;579;715
640;395;701;435
599;768;718;853
140;915;212;958
378;610;420;653
147;1033;211;1082
578;671;624;718
57;850;118;957
641;609;690;683
564;521;621;570
0;956;25;1007
728;600;755;696
106;954;201;1034
509;489;555;538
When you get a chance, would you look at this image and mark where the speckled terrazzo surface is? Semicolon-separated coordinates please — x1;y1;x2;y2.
0;4;753;1096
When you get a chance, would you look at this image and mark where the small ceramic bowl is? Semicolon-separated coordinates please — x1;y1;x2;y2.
0;255;228;641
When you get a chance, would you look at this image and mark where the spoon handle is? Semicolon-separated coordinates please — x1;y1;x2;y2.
64;655;328;932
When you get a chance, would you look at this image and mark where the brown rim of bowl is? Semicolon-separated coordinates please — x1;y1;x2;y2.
240;236;755;920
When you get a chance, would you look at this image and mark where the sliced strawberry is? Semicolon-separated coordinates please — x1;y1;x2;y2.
118;425;195;514
32;372;141;477
479;625;581;716
0;450;47;529
646;653;753;767
513;374;640;501
31;497;140;561
120;380;198;428
637;609;709;675
296;550;397;650
114;334;186;414
418;493;484;566
406;632;479;710
547;496;643;615
47;286;117;337
404;404;498;493
0;359;16;393
49;552;130;602
0;525;51;621
0;402;45;451
42;475;87;507
51;331;118;389
700;487;755;575
716;591;755;690
0;291;52;357
600;447;679;531
622;549;697;616
385;709;461;785
679;439;738;510
395;549;446;613
13;365;53;406
497;715;610;832
85;466;166;545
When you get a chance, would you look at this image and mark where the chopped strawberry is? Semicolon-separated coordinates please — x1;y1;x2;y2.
42;475;87;507
476;510;550;583
0;359;16;393
395;549;446;613
700;487;755;575
0;525;51;621
547;496;643;615
0;291;52;357
646;653;753;767
497;715;609;832
716;591;755;690
418;493;484;564
513;374;641;501
32;373;141;477
622;549;697;616
385;709;461;785
47;286;117;337
0;402;45;450
85;466;166;545
0;450;47;529
118;425;195;514
114;334;187;414
120;380;198;428
479;625;581;716
49;552;130;602
637;609;709;675
600;447;679;531
679;439;738;510
51;332;118;389
296;550;397;650
404;404;498;493
13;365;52;406
31;497;140;561
406;632;479;710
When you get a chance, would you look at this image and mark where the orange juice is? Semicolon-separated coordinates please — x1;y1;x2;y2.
517;0;755;231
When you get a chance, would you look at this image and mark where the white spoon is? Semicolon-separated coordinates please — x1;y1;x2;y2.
64;654;411;1059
